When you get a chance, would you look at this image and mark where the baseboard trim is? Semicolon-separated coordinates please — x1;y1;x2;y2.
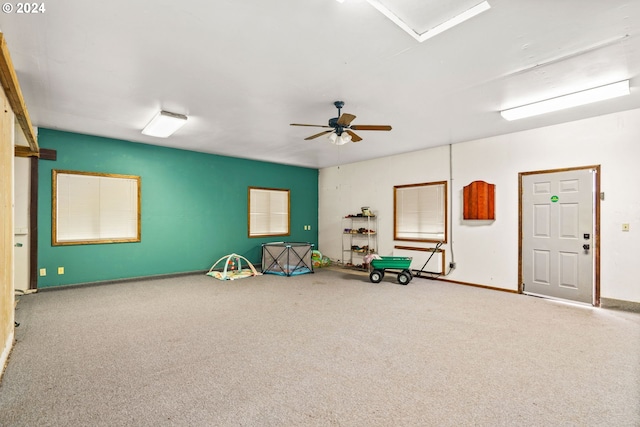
420;277;639;312
0;329;15;383
38;270;208;292
418;275;519;294
35;269;640;313
600;298;640;313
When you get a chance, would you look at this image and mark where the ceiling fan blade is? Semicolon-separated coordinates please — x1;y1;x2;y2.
291;123;332;128
349;125;392;131
345;130;362;142
304;130;334;140
337;113;356;126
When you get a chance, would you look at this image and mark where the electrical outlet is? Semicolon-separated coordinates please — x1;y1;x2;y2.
449;262;456;269
39;268;46;276
622;223;630;232
58;267;65;275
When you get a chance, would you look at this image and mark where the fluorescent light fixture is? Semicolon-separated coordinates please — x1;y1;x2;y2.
500;80;631;121
141;111;188;138
366;0;490;43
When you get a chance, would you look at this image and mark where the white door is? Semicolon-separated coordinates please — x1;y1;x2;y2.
14;156;30;292
521;168;596;304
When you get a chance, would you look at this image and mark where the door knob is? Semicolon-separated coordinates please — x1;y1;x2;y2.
583;244;590;250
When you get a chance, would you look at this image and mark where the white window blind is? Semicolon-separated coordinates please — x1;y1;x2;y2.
394;181;447;242
53;170;140;245
249;187;290;237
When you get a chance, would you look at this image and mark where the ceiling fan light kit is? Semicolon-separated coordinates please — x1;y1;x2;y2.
142;110;188;138
500;80;631;121
329;132;351;145
291;101;391;144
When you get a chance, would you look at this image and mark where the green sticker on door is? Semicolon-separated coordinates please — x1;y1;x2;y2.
550;195;559;202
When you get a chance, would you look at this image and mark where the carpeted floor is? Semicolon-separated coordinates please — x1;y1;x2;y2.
1;268;639;426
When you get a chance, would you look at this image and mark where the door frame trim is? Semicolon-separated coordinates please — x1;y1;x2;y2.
518;165;601;307
28;156;37;289
15;147;56;289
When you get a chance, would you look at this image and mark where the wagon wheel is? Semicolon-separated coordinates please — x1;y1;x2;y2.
402;269;413;282
398;272;411;285
369;270;384;283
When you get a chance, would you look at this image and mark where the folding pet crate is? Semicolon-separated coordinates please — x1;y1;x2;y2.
261;242;314;276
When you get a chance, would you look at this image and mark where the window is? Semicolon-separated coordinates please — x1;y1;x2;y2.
53;170;141;245
394;181;447;242
248;187;290;237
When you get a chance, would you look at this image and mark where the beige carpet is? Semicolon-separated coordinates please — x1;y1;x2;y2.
2;268;639;426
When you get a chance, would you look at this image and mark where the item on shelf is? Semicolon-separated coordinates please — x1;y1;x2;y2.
361;207;373;216
343;228;376;234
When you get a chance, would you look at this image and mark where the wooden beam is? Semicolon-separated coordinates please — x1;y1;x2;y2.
39;148;56;160
0;33;38;153
14;145;39;158
0;65;15;374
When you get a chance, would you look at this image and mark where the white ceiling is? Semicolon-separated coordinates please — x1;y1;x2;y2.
1;0;639;168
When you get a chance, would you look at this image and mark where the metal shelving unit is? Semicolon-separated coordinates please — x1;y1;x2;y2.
342;214;377;270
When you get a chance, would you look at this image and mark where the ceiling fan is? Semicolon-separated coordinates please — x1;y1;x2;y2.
290;101;392;145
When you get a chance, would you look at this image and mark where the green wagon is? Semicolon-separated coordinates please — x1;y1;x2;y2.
369;256;413;285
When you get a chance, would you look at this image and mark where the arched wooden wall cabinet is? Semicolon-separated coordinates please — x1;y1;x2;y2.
463;181;495;220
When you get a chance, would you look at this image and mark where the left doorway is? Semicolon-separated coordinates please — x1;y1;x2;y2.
14;156;30;292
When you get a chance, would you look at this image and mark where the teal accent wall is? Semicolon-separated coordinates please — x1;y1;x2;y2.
37;129;318;288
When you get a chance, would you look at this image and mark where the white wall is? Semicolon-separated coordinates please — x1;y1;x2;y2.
318;107;640;303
